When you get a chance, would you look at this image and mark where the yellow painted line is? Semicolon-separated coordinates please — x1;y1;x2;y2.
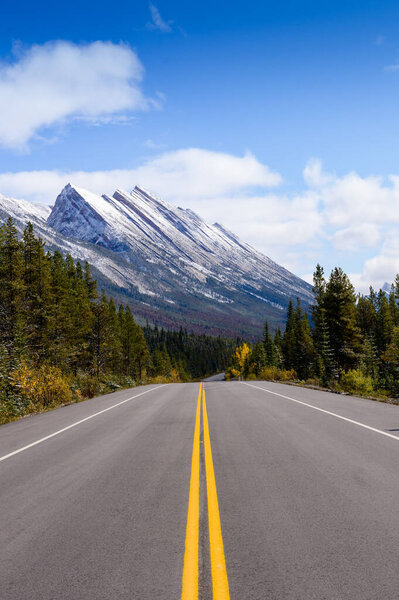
181;383;202;600
202;386;230;600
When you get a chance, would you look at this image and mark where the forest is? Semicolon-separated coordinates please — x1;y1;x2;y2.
228;264;399;400
3;214;398;427
0;218;234;423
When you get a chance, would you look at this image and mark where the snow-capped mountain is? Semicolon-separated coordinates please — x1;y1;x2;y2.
0;184;313;338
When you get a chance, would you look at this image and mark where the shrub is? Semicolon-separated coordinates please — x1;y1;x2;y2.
150;375;172;384
339;369;374;396
73;372;103;398
104;380;121;392
305;377;321;387
149;370;182;384
259;366;297;381
246;373;257;381
9;362;73;410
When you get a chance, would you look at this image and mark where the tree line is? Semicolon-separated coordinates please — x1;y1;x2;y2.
143;324;236;380
229;265;399;398
0;218;235;422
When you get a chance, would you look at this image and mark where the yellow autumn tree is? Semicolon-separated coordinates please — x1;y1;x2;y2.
230;343;252;378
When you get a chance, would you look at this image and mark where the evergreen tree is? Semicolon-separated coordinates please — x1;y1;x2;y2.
252;341;266;376
282;300;296;370
374;289;392;354
131;323;151;381
311;264;335;381
263;321;278;365
90;292;113;378
323;267;360;372
22;225;52;362
0;218;26;365
273;328;283;368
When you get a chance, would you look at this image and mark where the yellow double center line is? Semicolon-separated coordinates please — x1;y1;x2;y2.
181;382;230;600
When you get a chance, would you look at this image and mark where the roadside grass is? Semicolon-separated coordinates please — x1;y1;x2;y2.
0;365;184;426
243;371;399;406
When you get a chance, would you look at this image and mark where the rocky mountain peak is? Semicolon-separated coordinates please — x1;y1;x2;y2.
0;183;314;338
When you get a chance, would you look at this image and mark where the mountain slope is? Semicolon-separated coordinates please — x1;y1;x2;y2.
0;184;313;338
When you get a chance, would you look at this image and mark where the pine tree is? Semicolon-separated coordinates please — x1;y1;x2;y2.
47;251;75;368
273;328;283;368
311;264;326;351
107;298;122;374
282;299;296;370
315;307;336;383
90;292;112;378
323;267;360;372
131;322;151;381
84;261;97;299
310;265;335;381
296;312;315;379
252;341;266;376
22;224;52;362
374;289;392;354
0;218;26;364
263;321;278;365
388;288;398;328
355;294;376;339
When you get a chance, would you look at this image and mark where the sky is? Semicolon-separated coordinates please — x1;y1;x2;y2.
1;0;399;292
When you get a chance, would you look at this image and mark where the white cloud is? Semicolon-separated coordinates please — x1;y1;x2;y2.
301;159;399;229
331;224;381;252
0;148;282;205
300;159;399;290
303;158;333;187
133;148;282;198
346;232;399;293
147;4;173;32
0;41;149;150
3;152;399;291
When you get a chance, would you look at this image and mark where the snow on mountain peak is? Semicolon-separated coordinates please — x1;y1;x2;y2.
0;192;51;222
0;182;313;338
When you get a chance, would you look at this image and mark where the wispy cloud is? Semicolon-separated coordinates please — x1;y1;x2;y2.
384;63;399;72
147;4;173;33
144;139;167;149
0;41;151;150
74;115;137;127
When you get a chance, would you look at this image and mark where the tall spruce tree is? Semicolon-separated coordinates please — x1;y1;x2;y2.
323;267;360;372
311;264;335;381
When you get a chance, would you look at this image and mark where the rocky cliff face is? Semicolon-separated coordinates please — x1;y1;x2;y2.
0;183;313;338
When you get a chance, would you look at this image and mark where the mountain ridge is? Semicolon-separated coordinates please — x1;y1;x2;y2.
0;183;313;339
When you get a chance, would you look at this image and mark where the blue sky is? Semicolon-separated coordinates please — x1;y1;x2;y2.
1;0;399;291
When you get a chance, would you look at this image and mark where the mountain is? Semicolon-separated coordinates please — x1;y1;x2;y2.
0;184;313;339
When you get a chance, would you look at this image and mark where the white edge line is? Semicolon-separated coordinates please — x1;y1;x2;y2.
241;382;399;442
0;386;160;463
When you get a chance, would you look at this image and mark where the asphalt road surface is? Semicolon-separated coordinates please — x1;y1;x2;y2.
1;381;399;599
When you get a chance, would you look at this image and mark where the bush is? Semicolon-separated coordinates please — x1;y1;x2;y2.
149;370;182;384
339;369;374;396
0;393;27;424
73;372;103;398
9;362;73;410
246;373;257;381
104;380;121;392
305;377;321;387
259;366;297;381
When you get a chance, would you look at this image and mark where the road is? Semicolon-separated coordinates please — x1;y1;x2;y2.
1;381;399;599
